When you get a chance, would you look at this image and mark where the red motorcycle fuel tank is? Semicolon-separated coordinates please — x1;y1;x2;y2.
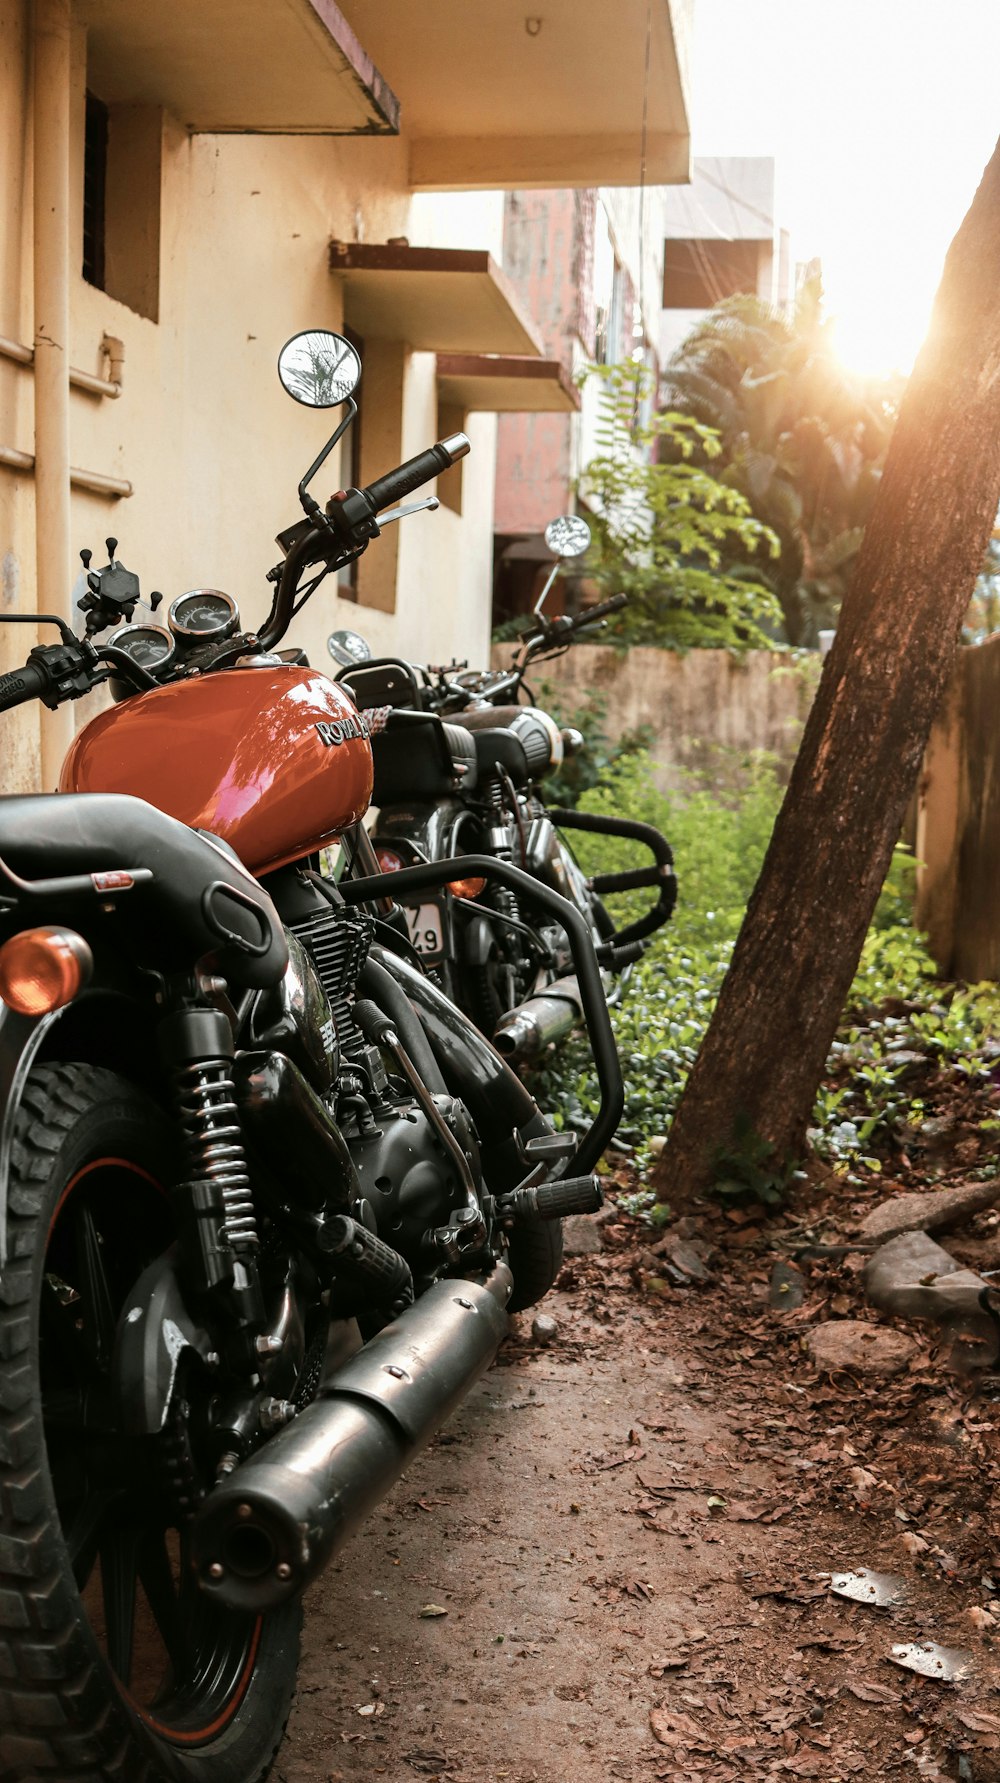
59;666;374;875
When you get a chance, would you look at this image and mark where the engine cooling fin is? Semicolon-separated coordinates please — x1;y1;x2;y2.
287;905;375;1058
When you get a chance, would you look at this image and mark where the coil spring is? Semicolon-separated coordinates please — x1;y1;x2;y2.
484;773;520;925
175;1056;259;1251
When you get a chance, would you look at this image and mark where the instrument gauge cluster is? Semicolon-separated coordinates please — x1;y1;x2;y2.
106;622;177;676
168;588;241;645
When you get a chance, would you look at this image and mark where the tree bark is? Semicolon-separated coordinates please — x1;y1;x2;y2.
654;136;1000;1203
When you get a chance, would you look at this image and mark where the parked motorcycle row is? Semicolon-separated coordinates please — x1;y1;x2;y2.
0;330;674;1781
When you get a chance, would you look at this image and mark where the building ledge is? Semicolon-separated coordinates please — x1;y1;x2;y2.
436;354;579;414
330;245;544;355
340;0;691;188
79;0;399;135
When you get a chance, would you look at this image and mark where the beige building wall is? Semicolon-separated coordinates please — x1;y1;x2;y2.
0;1;497;792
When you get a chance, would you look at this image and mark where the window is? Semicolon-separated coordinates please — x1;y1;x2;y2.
81;91;162;321
662;239;762;310
82;93;108;290
435;398;465;514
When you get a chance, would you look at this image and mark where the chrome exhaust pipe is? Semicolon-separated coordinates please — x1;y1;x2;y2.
492;975;583;1063
192;1262;512;1612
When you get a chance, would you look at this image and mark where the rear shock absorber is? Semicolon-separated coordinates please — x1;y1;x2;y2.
159;1003;260;1298
483;773;522;929
176;1057;258;1250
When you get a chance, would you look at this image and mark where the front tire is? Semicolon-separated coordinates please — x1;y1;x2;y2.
0;1062;300;1783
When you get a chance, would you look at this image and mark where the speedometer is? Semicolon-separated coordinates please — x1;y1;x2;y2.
107;622;176;674
168;588;240;643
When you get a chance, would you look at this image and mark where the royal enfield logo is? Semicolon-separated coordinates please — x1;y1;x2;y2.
314;705;390;748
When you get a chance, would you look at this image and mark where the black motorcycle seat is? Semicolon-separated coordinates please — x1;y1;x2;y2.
370;713;477;803
0;792;288;989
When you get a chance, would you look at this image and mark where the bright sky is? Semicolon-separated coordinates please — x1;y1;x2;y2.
690;0;1000;375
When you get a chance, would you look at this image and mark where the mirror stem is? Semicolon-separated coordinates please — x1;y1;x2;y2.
298;397;358;517
533;558;561;618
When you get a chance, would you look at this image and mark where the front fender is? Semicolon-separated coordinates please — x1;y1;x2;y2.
0;1004;60;1269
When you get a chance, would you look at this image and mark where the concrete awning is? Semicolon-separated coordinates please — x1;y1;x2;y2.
79;0;399;135
339;0;691;188
330;245;544;355
437;354;579;414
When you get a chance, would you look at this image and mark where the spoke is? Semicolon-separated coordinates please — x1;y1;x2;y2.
75;1205;116;1366
101;1525;140;1686
137;1530;187;1685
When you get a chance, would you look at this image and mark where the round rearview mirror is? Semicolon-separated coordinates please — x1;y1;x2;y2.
278;331;362;408
544;514;591;559
328;629;373;668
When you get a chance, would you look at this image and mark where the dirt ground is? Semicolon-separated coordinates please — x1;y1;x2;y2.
275;1189;1000;1783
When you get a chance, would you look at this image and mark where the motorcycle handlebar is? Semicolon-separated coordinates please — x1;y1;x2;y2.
575;592;628;628
361;433;471;516
0;658;51;714
520;590;629;654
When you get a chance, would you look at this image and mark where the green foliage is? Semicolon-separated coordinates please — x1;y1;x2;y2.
576;359;783;651
535;746;1000;1210
711;1116;791;1210
532;679;652;809
963;537;1000;643
532;748;779;1167
659;281;900;645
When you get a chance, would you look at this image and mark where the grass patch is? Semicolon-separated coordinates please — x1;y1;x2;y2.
532;745;1000;1209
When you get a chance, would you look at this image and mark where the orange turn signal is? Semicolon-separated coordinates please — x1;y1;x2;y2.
447;876;486;900
0;927;92;1016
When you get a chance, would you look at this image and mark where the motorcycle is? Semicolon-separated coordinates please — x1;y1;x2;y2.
329;521;676;1065
0;330;622;1782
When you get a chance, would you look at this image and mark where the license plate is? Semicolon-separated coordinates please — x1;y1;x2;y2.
404;902;444;957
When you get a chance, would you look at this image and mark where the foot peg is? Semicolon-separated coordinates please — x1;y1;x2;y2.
316;1214;413;1314
498;1175;604;1226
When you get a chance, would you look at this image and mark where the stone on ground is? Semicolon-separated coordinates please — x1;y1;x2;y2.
562;1215;603;1255
856;1179;999;1244
806;1319;918;1376
864;1231;987;1323
769;1260;806;1309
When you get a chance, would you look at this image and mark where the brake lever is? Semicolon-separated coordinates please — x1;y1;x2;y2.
376;495;440;529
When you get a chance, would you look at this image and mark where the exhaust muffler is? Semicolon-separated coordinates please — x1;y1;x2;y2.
492;975;582;1064
193;1262;512;1611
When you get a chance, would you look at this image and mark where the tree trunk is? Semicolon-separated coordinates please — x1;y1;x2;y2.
654;136;1000;1203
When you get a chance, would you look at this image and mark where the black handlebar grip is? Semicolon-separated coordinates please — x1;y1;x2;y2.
0;658;51;714
574;592;628;628
362;433;471;515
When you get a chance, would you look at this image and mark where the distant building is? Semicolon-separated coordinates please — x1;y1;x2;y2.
493;185;669;625
0;0;692;789
660;157;793;362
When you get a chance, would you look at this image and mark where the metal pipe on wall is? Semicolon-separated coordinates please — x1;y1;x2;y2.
0;332;122;398
33;0;74;785
0;445;132;499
